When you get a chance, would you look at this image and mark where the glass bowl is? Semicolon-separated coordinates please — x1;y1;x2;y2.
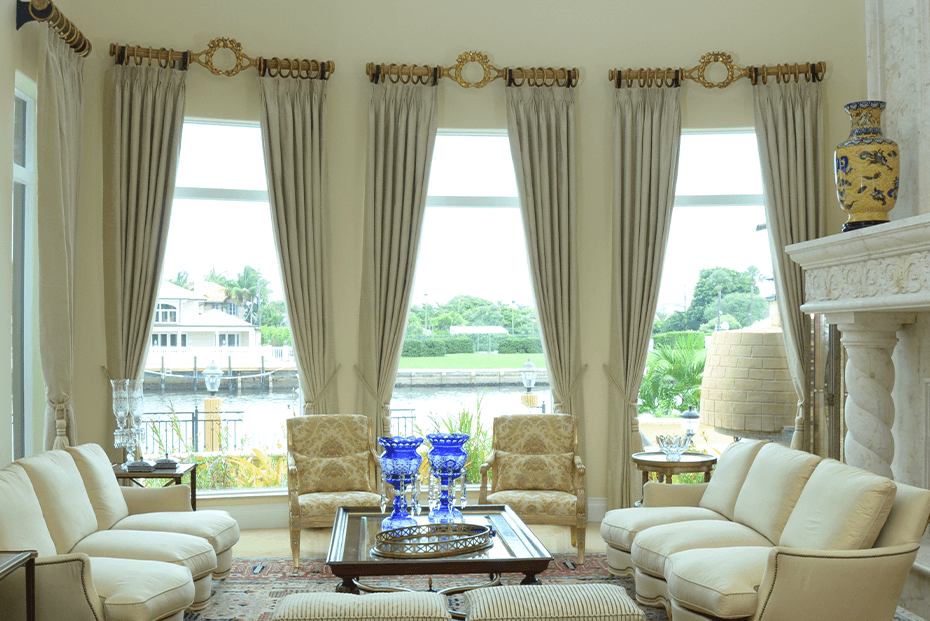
655;434;692;461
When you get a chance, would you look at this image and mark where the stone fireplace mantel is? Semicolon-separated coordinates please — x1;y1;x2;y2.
787;212;930;481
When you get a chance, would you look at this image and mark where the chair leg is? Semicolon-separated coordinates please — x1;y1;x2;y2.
290;518;301;568
576;525;586;565
570;527;577;547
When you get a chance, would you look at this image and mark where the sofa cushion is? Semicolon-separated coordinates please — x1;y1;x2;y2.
699;440;768;520
779;459;897;550
495;450;573;492
464;584;644;621
67;443;130;530
601;506;727;552
113;509;240;555
273;591;452;620
293;451;371;494
18;450;99;554
486;490;577;516
91;557;195;621
72;530;217;580
875;481;930;548
666;546;771;619
631;520;772;578
732;443;821;543
0;464;57;557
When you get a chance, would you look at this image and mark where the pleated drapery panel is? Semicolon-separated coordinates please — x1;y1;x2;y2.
356;82;438;437
259;77;339;415
38;29;84;450
505;86;586;443
606;87;681;509
753;80;824;451
103;63;186;390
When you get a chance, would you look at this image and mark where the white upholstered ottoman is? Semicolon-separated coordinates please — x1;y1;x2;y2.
464;584;644;621
272;592;452;621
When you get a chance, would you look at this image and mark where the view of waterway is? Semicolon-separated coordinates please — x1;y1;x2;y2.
141;385;552;457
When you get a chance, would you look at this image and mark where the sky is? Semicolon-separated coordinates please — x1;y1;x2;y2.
163;126;773;313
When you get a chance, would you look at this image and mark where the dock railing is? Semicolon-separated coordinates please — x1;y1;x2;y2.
143;408;243;456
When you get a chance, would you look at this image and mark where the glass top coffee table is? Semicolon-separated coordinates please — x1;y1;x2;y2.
326;505;553;595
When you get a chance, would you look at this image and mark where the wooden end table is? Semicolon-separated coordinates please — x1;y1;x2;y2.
632;451;717;489
0;550;37;621
112;463;198;510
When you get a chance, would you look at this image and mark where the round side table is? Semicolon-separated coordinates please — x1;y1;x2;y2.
632;451;717;490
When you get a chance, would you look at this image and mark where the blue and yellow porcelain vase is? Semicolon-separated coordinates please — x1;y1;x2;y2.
835;101;899;232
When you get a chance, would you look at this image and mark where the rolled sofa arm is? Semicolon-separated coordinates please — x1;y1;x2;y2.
642;481;708;507
751;543;919;621
121;483;193;514
0;553;103;621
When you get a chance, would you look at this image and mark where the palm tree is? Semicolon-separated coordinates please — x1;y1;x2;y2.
637;340;707;417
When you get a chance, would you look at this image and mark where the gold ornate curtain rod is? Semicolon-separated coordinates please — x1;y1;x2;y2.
608;52;825;89
16;0;91;57
109;37;335;80
366;51;579;89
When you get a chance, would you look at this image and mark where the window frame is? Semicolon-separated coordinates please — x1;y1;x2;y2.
12;84;38;460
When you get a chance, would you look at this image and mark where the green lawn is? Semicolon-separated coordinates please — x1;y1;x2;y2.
398;353;546;370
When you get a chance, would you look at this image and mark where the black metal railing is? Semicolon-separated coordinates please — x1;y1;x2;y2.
390;409;417;436
142;408;243;456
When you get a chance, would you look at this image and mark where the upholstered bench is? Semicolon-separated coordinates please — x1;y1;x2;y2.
272;592;452;620
463;584;644;621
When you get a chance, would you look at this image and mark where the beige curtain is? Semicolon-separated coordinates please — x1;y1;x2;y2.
606;86;682;509
259;77;339;415
753;80;824;451
356;82;438;437
38;30;84;449
103;64;187;402
506;86;586;436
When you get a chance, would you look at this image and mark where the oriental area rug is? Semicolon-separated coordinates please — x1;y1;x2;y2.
184;554;922;621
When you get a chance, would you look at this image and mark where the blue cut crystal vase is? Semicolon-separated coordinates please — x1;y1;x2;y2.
426;433;469;522
378;436;423;530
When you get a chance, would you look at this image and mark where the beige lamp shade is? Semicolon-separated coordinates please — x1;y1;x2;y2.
700;327;796;441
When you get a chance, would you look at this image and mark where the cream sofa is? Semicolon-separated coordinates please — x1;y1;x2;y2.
600;440;930;621
0;443;240;621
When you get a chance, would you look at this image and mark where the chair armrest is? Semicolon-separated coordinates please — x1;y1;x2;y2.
479;450;497;504
642;481;707;507
750;543;919;621
287;454;299;515
121;483;192;513
0;553;103;621
573;455;587;518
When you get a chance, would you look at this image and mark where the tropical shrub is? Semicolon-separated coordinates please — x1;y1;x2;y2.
652;331;704;350
498;337;543;354
415;398;493;484
637;341;707;417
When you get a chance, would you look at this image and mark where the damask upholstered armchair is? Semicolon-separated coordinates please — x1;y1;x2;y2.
479;414;587;563
287;414;380;567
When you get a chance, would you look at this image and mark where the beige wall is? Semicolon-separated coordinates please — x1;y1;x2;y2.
3;0;867;500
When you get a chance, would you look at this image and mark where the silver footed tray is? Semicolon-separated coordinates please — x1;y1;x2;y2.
371;523;493;559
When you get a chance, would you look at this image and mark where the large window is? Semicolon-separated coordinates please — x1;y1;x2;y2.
640;131;773;445
11;87;37;460
144;121;293;491
392;133;547;468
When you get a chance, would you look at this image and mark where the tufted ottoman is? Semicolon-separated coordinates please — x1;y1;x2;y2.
464;584;645;621
272;591;452;620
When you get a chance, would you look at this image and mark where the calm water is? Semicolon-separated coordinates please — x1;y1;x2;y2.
142;385;552;456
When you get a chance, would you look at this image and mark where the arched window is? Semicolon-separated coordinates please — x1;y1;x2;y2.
155;303;178;323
